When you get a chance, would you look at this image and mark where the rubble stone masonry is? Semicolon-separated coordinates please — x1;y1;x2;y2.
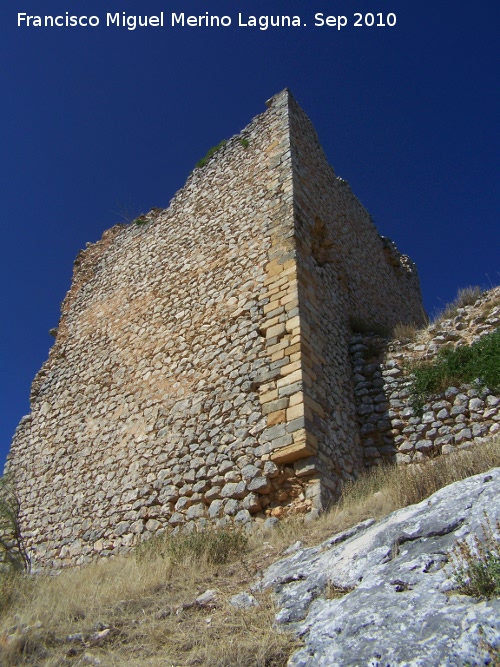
351;287;500;465
6;90;425;568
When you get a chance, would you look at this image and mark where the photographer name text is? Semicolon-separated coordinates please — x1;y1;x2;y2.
17;11;397;31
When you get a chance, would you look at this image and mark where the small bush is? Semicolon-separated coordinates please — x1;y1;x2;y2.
450;515;500;599
133;215;148;226
137;527;248;565
239;137;249;149
195;139;228;169
408;327;500;409
454;286;483;309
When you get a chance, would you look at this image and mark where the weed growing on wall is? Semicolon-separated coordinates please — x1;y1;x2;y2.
408;328;500;410
195;139;228;169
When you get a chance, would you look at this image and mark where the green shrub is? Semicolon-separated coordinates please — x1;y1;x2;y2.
409;328;500;409
133;215;148;226
195;139;228;169
137;527;248;565
239;137;249;149
450;515;500;599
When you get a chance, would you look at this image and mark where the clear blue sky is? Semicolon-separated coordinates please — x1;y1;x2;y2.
1;0;498;467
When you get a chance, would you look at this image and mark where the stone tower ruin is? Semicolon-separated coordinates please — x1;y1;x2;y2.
7;90;426;568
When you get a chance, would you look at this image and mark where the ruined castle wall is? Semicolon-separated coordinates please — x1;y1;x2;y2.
286;95;426;502
7;90;427;568
7;92;316;568
351;288;500;465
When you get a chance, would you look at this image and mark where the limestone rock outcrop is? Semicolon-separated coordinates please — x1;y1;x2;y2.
257;467;500;666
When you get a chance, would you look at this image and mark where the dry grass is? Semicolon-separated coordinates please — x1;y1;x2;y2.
392;322;419;344
432;285;483;324
1;437;499;666
254;436;500;552
0;533;296;667
479;291;500;319
338;436;499;513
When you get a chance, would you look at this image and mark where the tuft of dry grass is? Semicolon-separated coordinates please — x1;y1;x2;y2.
433;285;483;324
331;436;500;531
392;322;419;344
1;438;499;666
136;525;248;566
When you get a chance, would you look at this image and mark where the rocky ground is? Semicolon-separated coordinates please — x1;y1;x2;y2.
251;467;500;666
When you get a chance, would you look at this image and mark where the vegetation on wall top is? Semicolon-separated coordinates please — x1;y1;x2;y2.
195;139;228;170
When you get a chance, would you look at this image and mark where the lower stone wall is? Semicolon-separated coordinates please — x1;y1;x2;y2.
351;287;500;466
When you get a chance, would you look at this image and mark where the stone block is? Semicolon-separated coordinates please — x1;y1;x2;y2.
285;315;301;332
294;457;319;477
415;439;434;452
266;322;286;339
277;368;302;388
242;493;261;512
267;410;286;426
224;499;240;516
269;434;293;450
186;503;206;520
286;416;306;433
262;397;288;415
286;402;304;421
247;476;272;493
221;481;247;499
280;360;302;376
278;381;303;398
208;500;224;519
240;464;261;482
270;439;317;464
259;389;279;404
261;423;287;442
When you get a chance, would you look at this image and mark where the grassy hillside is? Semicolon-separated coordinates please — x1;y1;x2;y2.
1;437;499;667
